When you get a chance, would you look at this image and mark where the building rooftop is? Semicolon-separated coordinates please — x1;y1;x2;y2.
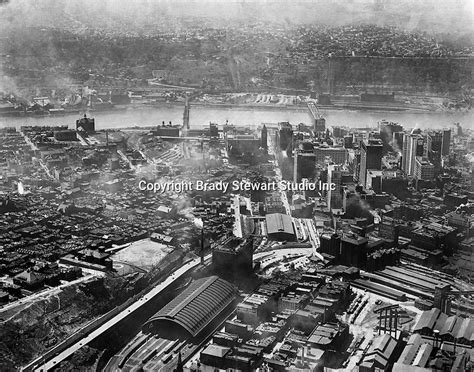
413;308;441;333
307;323;342;346
266;213;294;235
201;344;231;358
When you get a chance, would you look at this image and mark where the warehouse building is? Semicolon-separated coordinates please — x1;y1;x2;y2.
265;213;295;241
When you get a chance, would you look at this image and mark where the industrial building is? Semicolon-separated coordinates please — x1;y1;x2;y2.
359;333;399;371
54;130;78;141
76;114;95;133
152;125;180;137
413;308;474;345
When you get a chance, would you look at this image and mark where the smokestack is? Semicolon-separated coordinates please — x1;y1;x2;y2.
105;130;109;148
293;149;298;185
433;329;440;349
183;95;190;130
200;227;205;264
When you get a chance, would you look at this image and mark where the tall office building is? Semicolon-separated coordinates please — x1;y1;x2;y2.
359;139;383;187
353;150;361;182
320;233;341;257
402;134;424;176
366;170;383;193
401;133;413;175
261;124;268;150
442;129;451;156
416;136;425;157
393;132;404;152
414;157;435;181
278;122;293;152
427;131;442;152
340;235;368;267
295;153;316;182
328;164;343;209
314;117;326;132
427;131;442;169
213;236;253;280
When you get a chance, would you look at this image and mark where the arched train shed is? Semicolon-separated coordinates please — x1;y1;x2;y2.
142;276;235;338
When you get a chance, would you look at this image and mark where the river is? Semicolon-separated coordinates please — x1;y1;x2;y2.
0;104;472;130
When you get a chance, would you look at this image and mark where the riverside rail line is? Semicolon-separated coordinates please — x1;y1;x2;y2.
22;254;212;372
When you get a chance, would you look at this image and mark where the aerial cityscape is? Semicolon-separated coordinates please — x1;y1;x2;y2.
0;1;473;371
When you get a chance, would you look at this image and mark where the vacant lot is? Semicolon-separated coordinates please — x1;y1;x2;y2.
112;239;174;272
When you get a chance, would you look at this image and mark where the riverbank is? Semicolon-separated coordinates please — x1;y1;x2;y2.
145;100;445;114
1;97;463;121
1;102;471;131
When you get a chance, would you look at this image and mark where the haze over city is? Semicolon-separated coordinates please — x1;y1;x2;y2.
0;1;473;372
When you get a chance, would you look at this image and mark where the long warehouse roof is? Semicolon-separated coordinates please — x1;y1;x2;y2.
266;213;294;235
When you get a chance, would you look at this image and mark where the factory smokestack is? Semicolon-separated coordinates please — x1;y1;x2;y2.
293;149;298;185
201;227;205;264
